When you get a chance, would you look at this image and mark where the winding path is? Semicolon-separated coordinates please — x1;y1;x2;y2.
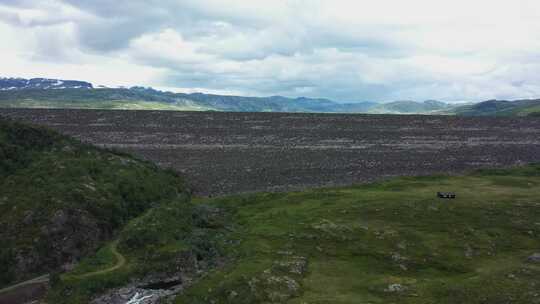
0;275;49;304
0;241;126;303
0;274;49;295
71;240;126;279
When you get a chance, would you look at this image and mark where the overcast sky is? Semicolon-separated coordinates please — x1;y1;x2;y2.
1;0;540;102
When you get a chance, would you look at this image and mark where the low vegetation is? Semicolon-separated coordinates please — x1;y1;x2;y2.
177;165;540;304
44;162;540;304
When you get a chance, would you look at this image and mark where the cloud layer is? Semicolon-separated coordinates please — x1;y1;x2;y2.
1;0;540;102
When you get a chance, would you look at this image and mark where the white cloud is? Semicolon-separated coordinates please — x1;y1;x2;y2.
1;0;540;102
0;21;166;87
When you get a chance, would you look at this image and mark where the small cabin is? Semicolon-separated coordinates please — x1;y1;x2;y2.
437;192;456;199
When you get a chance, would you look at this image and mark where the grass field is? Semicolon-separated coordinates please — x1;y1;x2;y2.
46;164;540;303
515;105;540;117
176;165;540;304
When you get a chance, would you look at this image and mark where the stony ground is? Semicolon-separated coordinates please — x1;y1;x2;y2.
1;108;539;196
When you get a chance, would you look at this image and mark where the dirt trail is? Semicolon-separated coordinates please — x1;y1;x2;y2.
71;240;126;279
0;274;49;295
0;275;49;304
0;241;126;303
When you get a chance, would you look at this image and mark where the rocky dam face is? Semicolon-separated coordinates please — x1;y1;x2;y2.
2;108;540;196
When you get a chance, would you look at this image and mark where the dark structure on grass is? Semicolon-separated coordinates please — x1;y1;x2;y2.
437;192;456;199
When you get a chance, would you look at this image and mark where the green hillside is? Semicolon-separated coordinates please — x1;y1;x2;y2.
369;100;452;114
2;80;540;116
450;99;540;117
0;117;189;287
0;88;211;111
0;88;352;113
0;86;445;114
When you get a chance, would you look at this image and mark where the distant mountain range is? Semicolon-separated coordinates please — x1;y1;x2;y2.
0;77;93;90
1;77;539;116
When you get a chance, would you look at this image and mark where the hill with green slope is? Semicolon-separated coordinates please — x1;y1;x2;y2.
0;117;188;288
0;87;465;115
0;87;376;113
1;78;460;114
450;99;540;117
4;77;540;117
0;88;212;111
369;100;453;114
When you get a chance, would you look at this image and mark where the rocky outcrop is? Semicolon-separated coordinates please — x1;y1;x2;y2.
527;253;540;263
8;208;108;282
91;280;183;304
91;251;199;304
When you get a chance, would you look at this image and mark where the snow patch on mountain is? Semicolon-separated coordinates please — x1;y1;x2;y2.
0;77;93;90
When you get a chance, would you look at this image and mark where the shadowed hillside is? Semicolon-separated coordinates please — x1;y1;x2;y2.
0;117;188;287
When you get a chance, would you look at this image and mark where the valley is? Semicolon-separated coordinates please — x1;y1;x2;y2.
3;1;540;302
1;113;540;303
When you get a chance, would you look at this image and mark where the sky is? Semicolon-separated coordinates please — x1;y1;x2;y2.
1;0;540;103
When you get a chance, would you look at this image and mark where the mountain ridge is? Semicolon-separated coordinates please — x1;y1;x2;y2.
0;79;382;113
3;77;540;116
0;77;93;90
0;77;449;114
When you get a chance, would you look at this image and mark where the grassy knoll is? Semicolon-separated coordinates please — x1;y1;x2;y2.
449;99;540;117
176;165;540;304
